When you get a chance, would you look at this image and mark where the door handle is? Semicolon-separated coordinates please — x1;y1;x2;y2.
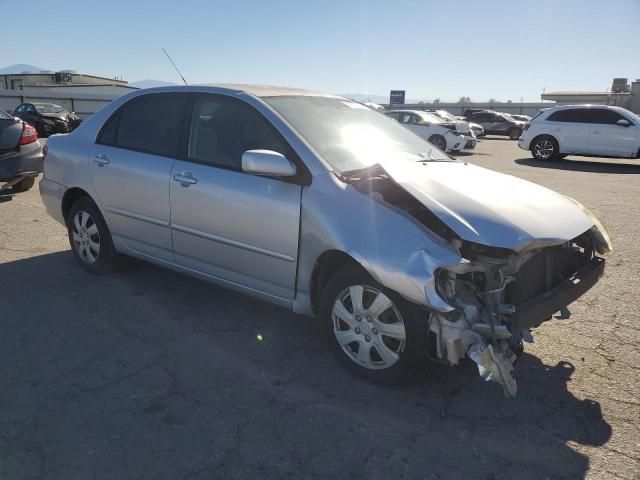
173;172;198;186
592;130;600;134
92;153;110;166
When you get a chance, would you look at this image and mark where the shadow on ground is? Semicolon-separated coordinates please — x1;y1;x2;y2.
0;189;14;203
516;157;640;174
0;252;612;479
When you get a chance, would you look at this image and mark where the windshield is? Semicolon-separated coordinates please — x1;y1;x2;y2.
265;96;452;173
418;112;444;124
0;108;11;120
34;104;66;114
435;110;456;122
623;109;640;124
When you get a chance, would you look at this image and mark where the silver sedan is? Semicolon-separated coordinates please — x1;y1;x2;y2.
40;85;611;396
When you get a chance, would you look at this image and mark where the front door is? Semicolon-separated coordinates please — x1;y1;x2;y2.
170;94;302;302
89;93;190;262
584;108;638;157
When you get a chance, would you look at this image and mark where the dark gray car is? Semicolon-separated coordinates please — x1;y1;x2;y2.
465;110;525;139
0;108;43;192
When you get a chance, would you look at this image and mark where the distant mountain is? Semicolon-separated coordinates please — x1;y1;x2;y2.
129;79;177;89
0;64;47;74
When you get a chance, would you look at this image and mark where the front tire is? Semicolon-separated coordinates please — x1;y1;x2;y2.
66;197;121;274
531;135;559;161
320;265;428;384
428;134;447;151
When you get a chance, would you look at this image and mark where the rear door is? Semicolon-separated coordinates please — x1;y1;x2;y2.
170;94;303;302
89;93;190;262
583;108;638;157
545;109;590;153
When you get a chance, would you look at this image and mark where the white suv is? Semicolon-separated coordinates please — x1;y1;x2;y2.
519;105;640;161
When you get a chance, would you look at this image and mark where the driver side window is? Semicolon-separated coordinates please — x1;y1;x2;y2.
187;96;288;170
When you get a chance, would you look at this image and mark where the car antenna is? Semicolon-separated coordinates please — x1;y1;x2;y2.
162;48;188;86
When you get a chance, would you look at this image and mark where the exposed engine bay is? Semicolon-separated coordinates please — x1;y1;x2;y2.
344;164;608;396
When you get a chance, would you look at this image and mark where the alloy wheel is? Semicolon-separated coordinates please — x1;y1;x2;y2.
533;139;555;160
71;210;101;263
332;285;406;370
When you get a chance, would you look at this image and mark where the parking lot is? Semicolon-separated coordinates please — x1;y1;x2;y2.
1;137;639;480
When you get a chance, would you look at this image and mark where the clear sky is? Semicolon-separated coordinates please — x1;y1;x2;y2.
1;0;638;101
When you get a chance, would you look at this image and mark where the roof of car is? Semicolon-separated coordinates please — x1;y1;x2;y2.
544;104;630;112
193;83;339;98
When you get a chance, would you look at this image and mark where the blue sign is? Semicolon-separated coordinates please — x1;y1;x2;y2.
390;90;406;105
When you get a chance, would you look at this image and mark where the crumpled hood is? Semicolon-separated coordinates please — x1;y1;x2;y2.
41;112;69;121
380;160;594;251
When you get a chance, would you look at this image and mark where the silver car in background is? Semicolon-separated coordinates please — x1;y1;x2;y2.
40;85;611;396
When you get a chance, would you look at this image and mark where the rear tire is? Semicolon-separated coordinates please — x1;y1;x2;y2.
66;197;121;274
11;176;35;193
428;134;447;151
531;135;559;161
320;264;428;384
508;127;521;140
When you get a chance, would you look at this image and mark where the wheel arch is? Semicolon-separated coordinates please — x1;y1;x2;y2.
310;250;366;315
61;187;94;224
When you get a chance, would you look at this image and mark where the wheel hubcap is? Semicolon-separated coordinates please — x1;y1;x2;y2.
534;140;554;159
332;285;406;370
71;210;100;264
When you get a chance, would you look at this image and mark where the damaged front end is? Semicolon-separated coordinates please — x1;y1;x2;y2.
431;233;606;396
344;163;610;397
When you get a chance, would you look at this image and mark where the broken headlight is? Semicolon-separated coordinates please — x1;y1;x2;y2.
564;196;613;254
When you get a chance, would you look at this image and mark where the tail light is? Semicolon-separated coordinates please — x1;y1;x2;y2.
19;123;38;145
523;122;531;131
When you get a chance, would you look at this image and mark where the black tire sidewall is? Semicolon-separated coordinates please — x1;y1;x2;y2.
509;128;521;140
319;265;428;384
66;197;119;274
428;134;446;151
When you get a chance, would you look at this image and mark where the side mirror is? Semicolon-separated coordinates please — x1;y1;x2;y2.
617;119;631;127
242;150;297;177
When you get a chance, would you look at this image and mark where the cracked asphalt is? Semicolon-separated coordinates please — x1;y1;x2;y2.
1;138;639;480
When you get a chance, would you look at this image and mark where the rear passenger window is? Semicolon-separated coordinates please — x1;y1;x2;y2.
98;93;189;157
583;109;625;125
187;96;288;170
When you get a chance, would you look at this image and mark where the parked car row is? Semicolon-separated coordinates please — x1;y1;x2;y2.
39;85;612;396
384;109;476;153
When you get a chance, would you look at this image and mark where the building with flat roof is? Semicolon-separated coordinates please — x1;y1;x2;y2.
541;78;640;113
0;70;130;91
